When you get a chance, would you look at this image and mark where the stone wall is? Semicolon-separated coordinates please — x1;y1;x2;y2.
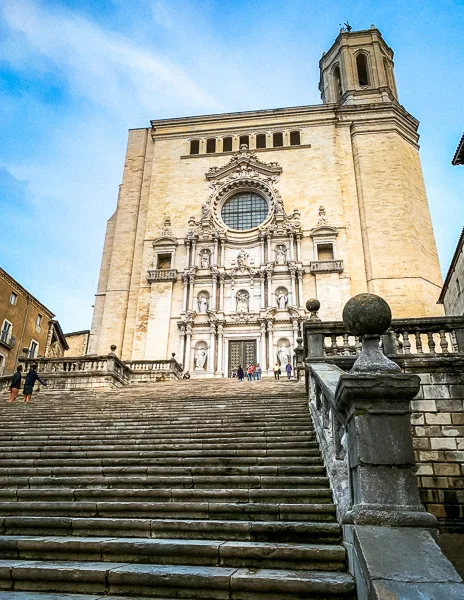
64;330;90;357
408;364;464;532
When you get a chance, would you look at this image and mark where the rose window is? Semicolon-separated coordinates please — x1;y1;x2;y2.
221;192;269;230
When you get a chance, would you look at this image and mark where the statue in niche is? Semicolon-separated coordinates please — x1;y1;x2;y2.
275;244;287;265
277;344;290;366
195;346;207;370
200;251;211;269
197;293;209;314
276;290;288;310
236;249;249;268
236;290;249;313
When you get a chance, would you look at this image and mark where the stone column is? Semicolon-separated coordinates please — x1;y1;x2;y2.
211;273;217;310
209;323;216;373
288;234;294;260
260;272;266;308
290;271;296;306
219;275;225;311
292;319;299;350
185;325;192;372
297;269;304;307
213;239;219;266
178;325;186;367
215;324;224;376
267;321;274;371
267;236;271;262
191;240;197;267
260;236;265;264
260;321;267;370
188;274;195;311
220;242;225;267
184;241;191;269
250;278;255;312
267;271;273;307
296;235;302;262
182;276;189;313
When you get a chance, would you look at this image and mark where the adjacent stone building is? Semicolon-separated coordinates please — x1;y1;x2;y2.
64;330;90;357
438;229;464;316
0;267;68;375
89;26;443;377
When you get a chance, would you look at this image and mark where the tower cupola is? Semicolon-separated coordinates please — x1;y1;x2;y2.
319;25;398;105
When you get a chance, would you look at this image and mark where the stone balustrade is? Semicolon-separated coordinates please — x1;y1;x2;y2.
147;268;177;282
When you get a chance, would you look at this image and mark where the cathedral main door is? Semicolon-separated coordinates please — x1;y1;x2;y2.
228;340;257;376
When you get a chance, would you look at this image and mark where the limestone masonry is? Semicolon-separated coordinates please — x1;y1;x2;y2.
89;26;443;376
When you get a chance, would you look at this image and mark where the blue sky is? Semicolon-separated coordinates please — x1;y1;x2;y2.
0;0;463;332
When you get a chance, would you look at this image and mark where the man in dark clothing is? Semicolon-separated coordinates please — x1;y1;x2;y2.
23;364;47;403
8;365;23;403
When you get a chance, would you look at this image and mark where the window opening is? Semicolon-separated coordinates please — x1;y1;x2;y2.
273;132;283;147
256;134;266;149
317;243;334;261
333;65;342;101
36;314;42;333
0;354;4;376
457;278;461;296
1;321;12;343
239;135;249;148
356;53;369;86
9;292;17;305
190;140;200;155
290;131;301;146
157;254;172;269
206;138;216;153
223;137;232;152
221;192;269;231
29;340;38;358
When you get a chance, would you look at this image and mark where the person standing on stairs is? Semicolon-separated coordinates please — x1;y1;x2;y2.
8;365;23;402
273;363;281;380
237;365;244;381
285;361;293;380
23;363;47;403
246;363;254;381
255;363;262;381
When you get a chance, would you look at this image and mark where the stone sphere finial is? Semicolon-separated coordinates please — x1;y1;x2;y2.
109;345;117;356
342;293;391;337
306;298;321;321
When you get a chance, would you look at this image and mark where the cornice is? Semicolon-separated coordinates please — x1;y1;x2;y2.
0;268;55;319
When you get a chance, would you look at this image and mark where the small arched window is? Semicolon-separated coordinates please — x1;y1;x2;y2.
333;65;342;101
290;131;301;146
356;53;369;86
273;132;283;147
223;137;232;152
256;134;266;149
190;140;200;155
239;135;249;148
206;138;216;153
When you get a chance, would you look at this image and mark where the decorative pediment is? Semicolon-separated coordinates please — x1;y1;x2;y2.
309;206;338;238
206;145;282;189
153;217;178;246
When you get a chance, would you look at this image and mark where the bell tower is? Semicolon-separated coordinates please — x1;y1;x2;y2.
319;25;398;105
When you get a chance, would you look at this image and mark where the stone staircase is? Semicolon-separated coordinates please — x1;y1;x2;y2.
0;378;356;599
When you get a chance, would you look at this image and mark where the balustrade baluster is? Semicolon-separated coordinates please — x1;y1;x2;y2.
451;331;459;353
439;330;449;354
342;333;350;355
330;335;338;355
427;332;436;354
402;330;411;354
355;336;362;354
414;331;423;354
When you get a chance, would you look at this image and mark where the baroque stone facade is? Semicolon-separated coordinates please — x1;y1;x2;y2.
89;26;443;376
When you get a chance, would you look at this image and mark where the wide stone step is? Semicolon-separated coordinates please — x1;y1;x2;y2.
1;517;339;542
0;500;335;520
0;465;326;477
0;536;347;571
0;559;355;598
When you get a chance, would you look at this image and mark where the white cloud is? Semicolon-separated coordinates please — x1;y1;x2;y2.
1;0;222;117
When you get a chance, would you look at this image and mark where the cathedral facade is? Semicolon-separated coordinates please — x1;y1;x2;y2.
88;26;443;376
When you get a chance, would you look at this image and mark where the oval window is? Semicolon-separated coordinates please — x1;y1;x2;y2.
221;192;269;230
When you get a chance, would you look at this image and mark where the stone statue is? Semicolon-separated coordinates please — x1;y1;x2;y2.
195;347;207;370
197;293;209;314
200;251;210;268
276;290;288;310
275;244;287;265
236;290;249;313
277;344;290;366
236;249;248;268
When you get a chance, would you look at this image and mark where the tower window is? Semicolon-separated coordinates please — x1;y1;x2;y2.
356;53;370;86
273;132;283;147
256;134;266;149
290;131;301;146
157;254;172;269
206;138;216;153
239;135;249;148
317;243;334;261
333;64;342;101
223;137;232;152
190;140;200;155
